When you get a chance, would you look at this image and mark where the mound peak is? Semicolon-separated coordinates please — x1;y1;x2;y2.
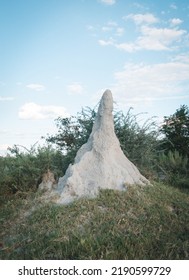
57;89;149;204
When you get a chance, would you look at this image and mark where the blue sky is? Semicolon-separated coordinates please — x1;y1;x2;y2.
0;0;189;155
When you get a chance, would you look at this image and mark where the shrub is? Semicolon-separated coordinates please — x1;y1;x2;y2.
158;150;189;188
0;144;64;195
160;105;189;158
114;109;159;176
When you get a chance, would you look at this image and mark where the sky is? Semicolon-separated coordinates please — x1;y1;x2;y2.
0;0;189;155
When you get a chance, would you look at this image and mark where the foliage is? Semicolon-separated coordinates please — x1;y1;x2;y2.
160;105;189;158
0;183;188;260
158;150;189;188
0;144;64;195
114;109;159;176
159;150;188;174
46;107;96;153
46;107;96;173
158;105;189;187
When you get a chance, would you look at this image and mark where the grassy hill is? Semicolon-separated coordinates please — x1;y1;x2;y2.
0;182;189;260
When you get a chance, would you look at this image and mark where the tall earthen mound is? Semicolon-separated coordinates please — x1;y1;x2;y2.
57;89;149;204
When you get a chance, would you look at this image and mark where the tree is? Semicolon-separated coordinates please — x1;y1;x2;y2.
160;105;189;158
45;107;96;173
46;107;96;154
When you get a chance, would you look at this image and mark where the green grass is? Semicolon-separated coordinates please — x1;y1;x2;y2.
0;182;189;259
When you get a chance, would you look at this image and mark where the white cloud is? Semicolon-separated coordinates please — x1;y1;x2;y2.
0;96;14;101
100;25;187;52
137;26;186;50
67;83;84;94
116;27;124;36
99;0;116;5
19;102;69;120
136;37;168;51
173;53;189;63
0;129;9;135
98;11;187;52
107;21;118;27
98;38;114;46
170;3;177;10
26;83;46;91
133;2;146;9
101;22;124;36
0;144;10;151
169;18;183;26
115;42;136;52
112;60;189;106
102;26;113;32
124;13;159;25
119;95;189;103
0;144;12;156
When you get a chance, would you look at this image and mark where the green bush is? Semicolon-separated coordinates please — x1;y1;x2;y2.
0;145;64;195
160;105;189;158
114;109;159;177
158;150;189;188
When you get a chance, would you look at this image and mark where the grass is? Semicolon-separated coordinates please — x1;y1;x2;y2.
0;182;189;260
